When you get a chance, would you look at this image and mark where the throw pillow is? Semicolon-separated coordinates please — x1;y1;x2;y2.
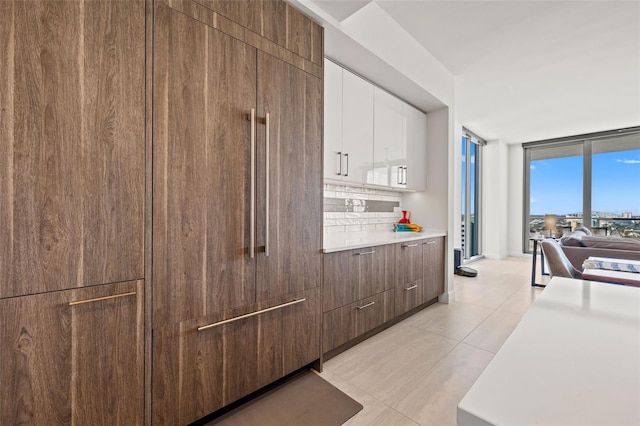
559;231;585;247
573;225;592;236
581;236;640;251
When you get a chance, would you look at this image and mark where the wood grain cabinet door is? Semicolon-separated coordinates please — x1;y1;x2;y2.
396;241;424;285
255;51;323;302
0;0;145;298
152;3;258;326
423;237;445;302
0;280;144;425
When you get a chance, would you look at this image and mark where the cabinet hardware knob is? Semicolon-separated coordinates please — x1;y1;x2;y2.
356;301;376;310
68;291;137;306
197;298;306;331
404;285;418;291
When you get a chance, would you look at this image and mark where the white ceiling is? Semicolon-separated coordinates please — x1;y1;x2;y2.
297;0;640;144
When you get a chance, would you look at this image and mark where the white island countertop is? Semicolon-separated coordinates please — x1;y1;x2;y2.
457;276;640;426
323;230;446;253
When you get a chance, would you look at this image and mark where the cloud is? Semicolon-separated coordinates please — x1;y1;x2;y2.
530;165;536;170
616;159;640;164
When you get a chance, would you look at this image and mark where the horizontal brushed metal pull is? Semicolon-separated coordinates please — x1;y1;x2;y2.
356;301;376;310
404;285;418;291
424;240;436;245
355;250;375;256
68;291;137;306
402;243;419;248
197;298;306;332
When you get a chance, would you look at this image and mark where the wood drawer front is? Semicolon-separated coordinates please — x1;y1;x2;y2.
355;290;395;337
423;237;445;303
0;281;144;426
322;290;394;353
152;287;320;425
395;278;424;316
396;241;424;285
323;248;360;312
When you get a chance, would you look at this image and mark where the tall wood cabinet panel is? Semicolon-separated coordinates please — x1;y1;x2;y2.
255;51;323;302
152;4;257;327
0;280;144;425
0;0;145;299
152;2;323;421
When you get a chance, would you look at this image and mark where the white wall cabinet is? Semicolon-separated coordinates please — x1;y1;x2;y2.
324;60;427;190
341;68;375;184
372;87;405;187
324;60;374;184
404;103;428;191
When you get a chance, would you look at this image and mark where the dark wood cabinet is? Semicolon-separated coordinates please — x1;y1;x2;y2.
394;278;424;316
423;237;445;302
152;1;323;420
194;0;322;65
0;0;145;299
152;287;320;425
323;245;395;312
396;241;424;285
0;280;144;425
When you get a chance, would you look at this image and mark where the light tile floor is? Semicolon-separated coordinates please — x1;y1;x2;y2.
321;256;551;426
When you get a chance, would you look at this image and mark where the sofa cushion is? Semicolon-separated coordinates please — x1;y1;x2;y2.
560;231;586;247
580;236;640;251
573;226;592;236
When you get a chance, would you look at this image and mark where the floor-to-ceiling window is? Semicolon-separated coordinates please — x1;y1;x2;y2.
523;128;640;252
461;130;484;260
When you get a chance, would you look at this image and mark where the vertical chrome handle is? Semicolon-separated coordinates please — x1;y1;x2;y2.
344;153;349;176
250;108;256;258
397;166;402;185
337;151;342;175
265;112;270;257
403;166;408;185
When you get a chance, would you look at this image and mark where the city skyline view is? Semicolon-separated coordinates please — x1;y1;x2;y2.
530;148;640;217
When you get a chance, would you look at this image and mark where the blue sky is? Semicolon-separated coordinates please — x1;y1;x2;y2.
530;149;640;216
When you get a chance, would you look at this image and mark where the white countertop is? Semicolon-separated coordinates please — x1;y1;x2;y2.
457;277;640;426
323;230;446;253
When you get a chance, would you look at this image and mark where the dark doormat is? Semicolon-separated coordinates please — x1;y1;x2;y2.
208;370;363;426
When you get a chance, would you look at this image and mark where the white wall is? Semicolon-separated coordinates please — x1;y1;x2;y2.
481;140;510;259
402;106;455;302
508;144;525;256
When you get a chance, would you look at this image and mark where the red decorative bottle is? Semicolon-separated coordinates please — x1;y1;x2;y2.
398;210;410;224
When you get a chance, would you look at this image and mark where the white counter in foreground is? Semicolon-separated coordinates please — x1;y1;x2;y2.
458;277;640;426
323;230;446;253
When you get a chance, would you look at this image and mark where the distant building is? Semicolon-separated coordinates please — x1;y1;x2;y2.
622;211;632;218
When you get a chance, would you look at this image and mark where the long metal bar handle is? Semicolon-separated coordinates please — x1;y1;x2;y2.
404;284;418;291
197;298;306;331
356;301;375;310
424;240;436;245
402;243;419;248
69;291;136;306
355;250;375;255
403;166;408;185
397;166;402;185
250;108;256;259
265;112;270;257
337;151;342;175
344;153;349;176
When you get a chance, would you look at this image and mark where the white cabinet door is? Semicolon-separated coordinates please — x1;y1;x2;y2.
403;103;427;190
373;87;404;187
324;59;343;179
342;69;374;184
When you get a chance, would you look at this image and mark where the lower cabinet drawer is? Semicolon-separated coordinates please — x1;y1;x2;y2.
323;289;394;354
152;287;320;425
395;278;424;316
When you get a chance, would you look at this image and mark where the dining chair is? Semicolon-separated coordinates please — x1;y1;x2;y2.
540;239;583;279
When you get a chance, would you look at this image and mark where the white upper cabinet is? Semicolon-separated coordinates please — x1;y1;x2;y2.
372;87;404;187
403;103;427;191
324;59;343;180
341;68;374;184
323;59;426;189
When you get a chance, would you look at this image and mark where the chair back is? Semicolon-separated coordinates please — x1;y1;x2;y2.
540;239;583;279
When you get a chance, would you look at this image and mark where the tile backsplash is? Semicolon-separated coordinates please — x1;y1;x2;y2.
324;184;403;233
